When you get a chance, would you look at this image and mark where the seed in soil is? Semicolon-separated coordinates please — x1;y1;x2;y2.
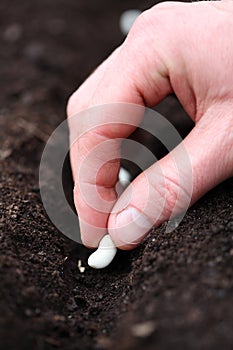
88;234;117;269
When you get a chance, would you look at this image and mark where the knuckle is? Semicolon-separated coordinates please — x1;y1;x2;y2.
125;5;173;50
132;10;150;28
164;175;190;215
128;9;152;37
165;176;180;211
128;1;183;42
130;1;177;34
155;1;178;10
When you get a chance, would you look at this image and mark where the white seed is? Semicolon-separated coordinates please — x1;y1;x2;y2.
88;234;117;269
119;167;131;188
88;168;130;269
131;321;156;338
116;166;132;196
78;259;85;273
119;9;142;36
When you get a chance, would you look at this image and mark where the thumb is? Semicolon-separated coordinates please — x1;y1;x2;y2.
108;104;233;249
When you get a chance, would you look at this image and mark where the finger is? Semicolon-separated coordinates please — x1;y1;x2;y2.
67;10;173;248
69;105;144;248
108;103;233;249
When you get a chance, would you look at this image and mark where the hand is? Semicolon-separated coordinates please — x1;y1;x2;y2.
67;1;233;249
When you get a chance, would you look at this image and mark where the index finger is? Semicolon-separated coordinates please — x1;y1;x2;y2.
67;12;172;247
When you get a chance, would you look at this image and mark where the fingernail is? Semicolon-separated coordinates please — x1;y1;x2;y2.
113;206;153;246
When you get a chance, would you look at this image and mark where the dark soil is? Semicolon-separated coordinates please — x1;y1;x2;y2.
0;1;232;349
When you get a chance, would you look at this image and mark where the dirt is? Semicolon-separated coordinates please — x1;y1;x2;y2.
0;1;232;349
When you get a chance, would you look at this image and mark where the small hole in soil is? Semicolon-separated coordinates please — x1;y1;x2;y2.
74;297;88;310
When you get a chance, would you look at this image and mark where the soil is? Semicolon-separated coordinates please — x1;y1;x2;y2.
0;1;232;350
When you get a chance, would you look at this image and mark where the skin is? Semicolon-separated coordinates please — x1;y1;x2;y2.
67;1;233;250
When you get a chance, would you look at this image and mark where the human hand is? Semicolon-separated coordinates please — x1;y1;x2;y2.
67;1;233;249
